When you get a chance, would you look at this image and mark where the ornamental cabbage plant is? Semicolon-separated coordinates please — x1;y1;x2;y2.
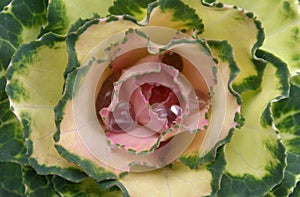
0;0;299;196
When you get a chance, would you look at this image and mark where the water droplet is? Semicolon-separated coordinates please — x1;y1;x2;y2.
170;105;182;116
110;101;136;132
152;103;167;119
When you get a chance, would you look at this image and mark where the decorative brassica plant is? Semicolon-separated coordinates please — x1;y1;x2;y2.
0;0;299;196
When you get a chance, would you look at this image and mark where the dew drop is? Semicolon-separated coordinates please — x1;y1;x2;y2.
170;105;182;116
151;103;168;119
166;105;182;125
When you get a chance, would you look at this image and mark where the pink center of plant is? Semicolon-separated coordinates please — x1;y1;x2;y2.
96;49;210;154
103;83;181;134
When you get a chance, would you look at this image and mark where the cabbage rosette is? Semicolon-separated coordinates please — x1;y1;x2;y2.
54;17;239;192
62;26;217;171
1;0;299;196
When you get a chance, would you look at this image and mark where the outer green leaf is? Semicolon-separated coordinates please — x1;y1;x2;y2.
55;143;118;182
0;162;25;196
268;74;300;196
109;0;156;21
217;0;300;75
52;176;123;197
145;0;204;34
289;181;300;197
0;68;27;163
109;0;204;34
0;0;48;69
217;50;289;196
0;0;11;11
182;0;265;93
45;0;115;35
22;166;58;197
98;180;130;197
23;165;122;197
6;33;86;181
0;1;47;165
214;0;299;34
